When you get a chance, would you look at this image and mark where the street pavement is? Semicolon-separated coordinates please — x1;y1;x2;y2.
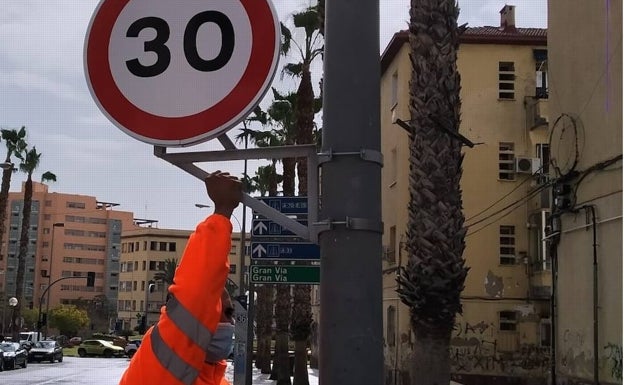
0;356;129;385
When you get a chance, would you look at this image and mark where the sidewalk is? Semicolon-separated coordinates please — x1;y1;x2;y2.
224;363;319;384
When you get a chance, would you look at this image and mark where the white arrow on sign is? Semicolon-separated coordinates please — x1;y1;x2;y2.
253;221;268;235
252;244;267;258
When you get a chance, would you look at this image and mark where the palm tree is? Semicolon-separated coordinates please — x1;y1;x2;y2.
280;6;324;383
395;1;469;384
12;147;56;340
154;257;178;302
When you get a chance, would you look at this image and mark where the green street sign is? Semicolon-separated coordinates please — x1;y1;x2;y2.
250;265;320;285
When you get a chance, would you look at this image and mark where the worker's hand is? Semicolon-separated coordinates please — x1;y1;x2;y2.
205;171;242;219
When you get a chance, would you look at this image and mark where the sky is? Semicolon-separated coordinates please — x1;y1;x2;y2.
0;0;547;231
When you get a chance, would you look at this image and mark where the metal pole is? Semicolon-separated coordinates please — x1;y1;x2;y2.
44;222;64;339
239;137;248;294
319;0;383;384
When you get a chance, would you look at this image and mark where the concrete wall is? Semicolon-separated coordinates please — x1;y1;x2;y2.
548;1;622;384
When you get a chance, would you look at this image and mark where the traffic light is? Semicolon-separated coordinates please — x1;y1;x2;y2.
86;272;96;287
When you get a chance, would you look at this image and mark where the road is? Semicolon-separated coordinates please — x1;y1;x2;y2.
0;356;129;385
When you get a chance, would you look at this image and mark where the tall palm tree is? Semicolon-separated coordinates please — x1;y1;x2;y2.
280;6;324;384
0;127;26;268
12;147;56;340
236;107;286;375
395;1;469;384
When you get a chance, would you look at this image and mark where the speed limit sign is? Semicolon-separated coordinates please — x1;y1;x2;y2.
84;0;280;146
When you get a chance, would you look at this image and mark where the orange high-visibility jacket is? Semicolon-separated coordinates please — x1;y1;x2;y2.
119;215;233;385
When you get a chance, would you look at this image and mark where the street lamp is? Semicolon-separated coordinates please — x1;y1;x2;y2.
142;281;155;334
44;222;64;338
8;297;17;340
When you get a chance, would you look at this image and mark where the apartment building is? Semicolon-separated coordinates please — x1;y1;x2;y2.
116;228;249;331
0;182;137;329
548;2;622;385
380;6;550;385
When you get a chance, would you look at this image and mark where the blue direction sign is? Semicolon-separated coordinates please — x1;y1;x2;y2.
258;196;308;215
252;219;307;237
251;242;320;260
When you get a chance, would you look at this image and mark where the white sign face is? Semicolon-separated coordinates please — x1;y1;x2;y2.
85;0;280;147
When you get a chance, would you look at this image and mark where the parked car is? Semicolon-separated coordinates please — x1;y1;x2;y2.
68;336;82;347
28;340;63;363
0;350;4;371
0;342;28;369
77;339;125;358
124;339;141;358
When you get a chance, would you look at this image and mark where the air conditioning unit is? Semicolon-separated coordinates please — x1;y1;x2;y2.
515;157;541;174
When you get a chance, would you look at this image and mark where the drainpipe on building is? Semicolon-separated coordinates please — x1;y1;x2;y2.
585;205;599;385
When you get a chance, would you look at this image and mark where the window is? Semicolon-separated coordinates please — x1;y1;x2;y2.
150;241;157;251
385;226;396;264
229;264;237;274
133;281;137;291
390;70;398;108
536;143;550;176
142;261;146;271
498;61;515;99
143;241;147;251
134;261;138;271
169;242;176;252
66;201;86;209
499;310;517;331
387;306;396;347
540;318;551;347
45;200;52;207
499;225;516;265
534;49;548;99
498;142;515;180
159;242;167;251
389;147;397;186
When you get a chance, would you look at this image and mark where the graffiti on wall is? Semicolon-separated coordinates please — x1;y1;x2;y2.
559;329;593;378
450;320;550;377
604;343;622;381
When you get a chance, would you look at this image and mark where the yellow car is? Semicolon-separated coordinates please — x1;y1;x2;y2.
77;339;124;358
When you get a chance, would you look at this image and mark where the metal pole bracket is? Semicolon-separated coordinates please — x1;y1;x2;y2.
317;148;383;166
313;217;384;236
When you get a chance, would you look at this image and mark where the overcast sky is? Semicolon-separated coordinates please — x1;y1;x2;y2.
0;0;546;231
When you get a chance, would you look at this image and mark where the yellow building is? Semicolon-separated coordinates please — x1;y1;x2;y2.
548;2;622;385
117;227;249;331
380;6;552;384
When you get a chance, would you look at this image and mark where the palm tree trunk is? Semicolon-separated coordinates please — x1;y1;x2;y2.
396;1;468;384
255;284;274;373
0;155;13;252
12;175;34;341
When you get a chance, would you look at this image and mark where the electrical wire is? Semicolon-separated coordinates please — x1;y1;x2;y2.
465;182;552;238
465;166;543;223
466;179;552;228
571;154;623;207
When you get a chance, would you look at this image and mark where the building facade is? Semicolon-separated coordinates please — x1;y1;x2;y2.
117;227;249;331
548;2;622;385
0;182;137;332
380;6;551;385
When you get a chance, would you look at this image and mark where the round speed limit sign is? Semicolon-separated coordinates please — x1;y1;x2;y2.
84;0;280;146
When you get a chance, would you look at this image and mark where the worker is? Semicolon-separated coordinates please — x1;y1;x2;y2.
119;171;242;385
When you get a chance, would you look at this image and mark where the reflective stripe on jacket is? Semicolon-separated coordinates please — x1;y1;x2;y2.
119;214;233;385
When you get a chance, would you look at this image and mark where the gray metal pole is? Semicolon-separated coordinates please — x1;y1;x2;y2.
319;0;383;384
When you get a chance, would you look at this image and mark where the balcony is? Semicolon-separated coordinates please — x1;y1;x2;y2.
525;96;549;130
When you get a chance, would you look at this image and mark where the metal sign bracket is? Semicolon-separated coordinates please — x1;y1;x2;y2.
153;133;319;242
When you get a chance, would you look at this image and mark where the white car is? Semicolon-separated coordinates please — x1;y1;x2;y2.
125;340;142;358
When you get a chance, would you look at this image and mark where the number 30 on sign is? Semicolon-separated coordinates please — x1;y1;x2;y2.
84;0;280;147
